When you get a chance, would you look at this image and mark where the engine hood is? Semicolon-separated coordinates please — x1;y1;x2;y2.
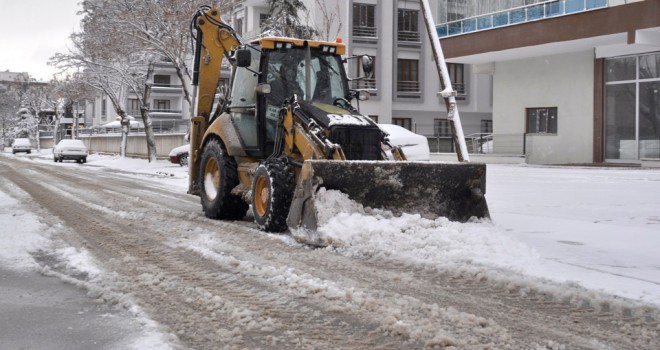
297;102;379;130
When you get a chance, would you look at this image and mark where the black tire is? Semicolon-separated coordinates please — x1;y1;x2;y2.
82;157;87;164
199;139;248;220
251;158;294;232
179;153;188;167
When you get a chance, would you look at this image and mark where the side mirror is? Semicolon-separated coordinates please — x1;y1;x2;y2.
236;49;252;68
361;55;373;77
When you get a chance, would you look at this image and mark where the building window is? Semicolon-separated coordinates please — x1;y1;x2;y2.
153;99;171;112
481;120;493;133
128;98;140;115
605;53;660;160
526;107;557;134
101;96;107;118
397;9;419;42
235;18;243;36
392;118;412;131
353;4;376;37
397;59;419;93
434;119;451;137
153;74;171;87
368;115;378;123
353;56;376;90
447;63;465;94
259;13;270;28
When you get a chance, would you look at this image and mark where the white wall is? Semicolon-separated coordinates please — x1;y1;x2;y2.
493;50;594;164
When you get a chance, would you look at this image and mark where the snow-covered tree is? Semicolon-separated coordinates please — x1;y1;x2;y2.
0;74;53;144
312;0;343;42
50;74;96;141
263;0;317;39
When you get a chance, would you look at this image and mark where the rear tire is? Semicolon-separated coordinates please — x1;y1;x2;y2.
199;139;248;220
251;158;294;232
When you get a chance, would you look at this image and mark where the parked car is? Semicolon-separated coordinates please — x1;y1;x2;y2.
12;138;32;154
53;139;88;163
169;144;189;166
378;124;430;161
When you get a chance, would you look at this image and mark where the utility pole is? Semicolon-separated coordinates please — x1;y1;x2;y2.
420;0;470;162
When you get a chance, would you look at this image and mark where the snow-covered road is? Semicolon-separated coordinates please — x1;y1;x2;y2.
1;150;659;349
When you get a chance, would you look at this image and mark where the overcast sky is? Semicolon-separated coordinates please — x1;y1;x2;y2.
0;0;82;82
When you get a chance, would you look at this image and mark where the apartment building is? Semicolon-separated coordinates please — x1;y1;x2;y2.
88;63;188;133
437;0;660;164
224;0;493;152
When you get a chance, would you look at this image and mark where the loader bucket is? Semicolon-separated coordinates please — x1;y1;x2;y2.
287;160;490;244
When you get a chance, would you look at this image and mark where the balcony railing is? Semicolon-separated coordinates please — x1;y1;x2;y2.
152;83;183;88
352;25;378;38
151;109;182;114
437;0;608;38
351;79;377;90
127;109;182;116
397;81;420;93
453;83;466;95
398;30;421;42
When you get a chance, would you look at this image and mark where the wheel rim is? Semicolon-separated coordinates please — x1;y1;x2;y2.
203;157;220;201
254;175;269;218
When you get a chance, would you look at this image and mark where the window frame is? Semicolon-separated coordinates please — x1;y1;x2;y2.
153;99;171;112
447;63;465;94
434;118;451;137
352;3;377;38
526;107;558;134
392;117;412;131
153;74;171;86
397;59;420;93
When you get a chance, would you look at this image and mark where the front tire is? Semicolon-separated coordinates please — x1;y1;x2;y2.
251;158;294;232
199;139;248;220
179;153;188;167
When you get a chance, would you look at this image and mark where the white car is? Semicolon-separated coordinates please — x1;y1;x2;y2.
379;124;430;161
53;139;88;163
12;138;32;154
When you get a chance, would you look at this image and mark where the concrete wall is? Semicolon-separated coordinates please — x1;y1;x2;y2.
493;50;594;164
40;134;186;158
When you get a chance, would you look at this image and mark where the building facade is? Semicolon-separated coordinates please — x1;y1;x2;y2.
438;0;660;164
88;63;188;133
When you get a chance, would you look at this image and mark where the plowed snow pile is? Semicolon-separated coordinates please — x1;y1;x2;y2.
299;188;539;272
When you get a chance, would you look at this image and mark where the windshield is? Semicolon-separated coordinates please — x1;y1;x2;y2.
265;48;347;106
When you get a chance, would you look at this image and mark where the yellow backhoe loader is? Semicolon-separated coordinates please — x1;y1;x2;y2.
188;6;489;243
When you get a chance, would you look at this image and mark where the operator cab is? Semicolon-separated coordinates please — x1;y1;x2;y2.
227;37;381;160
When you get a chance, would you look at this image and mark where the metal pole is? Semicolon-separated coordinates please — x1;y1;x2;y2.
419;0;470;162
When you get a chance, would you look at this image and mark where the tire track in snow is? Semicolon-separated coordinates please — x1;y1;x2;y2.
3;157;659;349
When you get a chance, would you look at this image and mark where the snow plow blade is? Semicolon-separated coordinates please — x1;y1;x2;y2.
287;160;489;240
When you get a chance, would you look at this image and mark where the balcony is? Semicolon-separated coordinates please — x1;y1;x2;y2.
396;81;421;98
352;25;378;41
437;0;608;38
398;30;421;43
351;79;377;90
151;84;183;96
128;109;183;119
